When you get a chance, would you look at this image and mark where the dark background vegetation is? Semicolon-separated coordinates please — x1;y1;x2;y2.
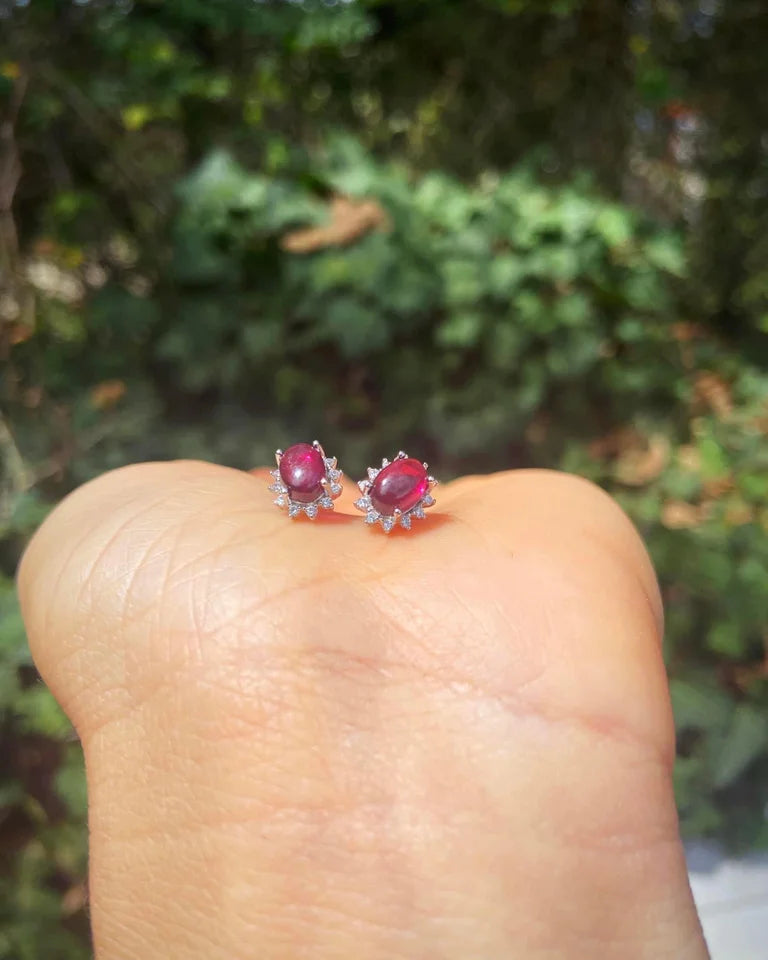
1;0;767;955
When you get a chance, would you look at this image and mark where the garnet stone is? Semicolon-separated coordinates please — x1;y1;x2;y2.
279;442;326;503
370;458;429;516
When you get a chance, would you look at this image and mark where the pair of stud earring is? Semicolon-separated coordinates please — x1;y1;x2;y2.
268;441;438;533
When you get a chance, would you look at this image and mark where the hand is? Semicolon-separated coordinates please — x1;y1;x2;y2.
19;461;708;959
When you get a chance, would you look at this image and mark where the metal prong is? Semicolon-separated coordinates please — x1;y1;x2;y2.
275;449;283;465
393;508;402;518
312;439;325;456
397;451;407;459
422;461;429;469
428;476;438;485
381;458;390;468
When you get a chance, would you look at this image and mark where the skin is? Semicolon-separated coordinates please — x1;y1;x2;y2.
18;461;709;960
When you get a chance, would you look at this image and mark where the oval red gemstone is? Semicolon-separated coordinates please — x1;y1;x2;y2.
279;443;326;503
370;458;429;516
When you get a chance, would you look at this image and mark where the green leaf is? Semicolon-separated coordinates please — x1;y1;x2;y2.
644;232;687;278
436;311;484;348
712;705;768;789
442;259;486;306
706;622;749;660
670;678;734;732
14;685;74;739
56;748;88;819
489;255;525;296
322;297;389;357
595;206;633;247
698;434;729;479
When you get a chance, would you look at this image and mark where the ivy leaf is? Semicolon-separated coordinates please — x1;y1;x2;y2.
670;678;734;732
712;705;768;789
436;311;483;348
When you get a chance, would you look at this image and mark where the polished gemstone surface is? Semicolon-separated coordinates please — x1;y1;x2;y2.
370;458;429;516
279;443;325;503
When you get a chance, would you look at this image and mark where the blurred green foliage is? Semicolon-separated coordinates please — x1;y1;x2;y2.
1;0;767;955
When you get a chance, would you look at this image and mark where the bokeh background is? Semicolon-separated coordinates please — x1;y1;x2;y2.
1;0;767;955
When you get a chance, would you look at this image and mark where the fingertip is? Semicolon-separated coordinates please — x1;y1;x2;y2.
18;459;256;679
443;468;663;638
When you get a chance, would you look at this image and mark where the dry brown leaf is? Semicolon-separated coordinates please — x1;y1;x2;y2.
588;425;641;460
677;443;701;472
661;500;709;529
23;386;43;408
90;379;126;410
8;322;33;345
33;237;56;257
702;475;734;499
671;321;706;342
731;636;768;691
524;412;550;445
61;882;88;916
693;371;733;419
615;434;670;486
280;195;390;253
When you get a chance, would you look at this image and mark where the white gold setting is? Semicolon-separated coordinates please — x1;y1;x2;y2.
354;450;438;533
269;440;343;519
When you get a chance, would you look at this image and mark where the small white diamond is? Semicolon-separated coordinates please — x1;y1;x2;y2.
324;457;337;470
367;467;379;482
268;482;284;493
354;497;370;511
412;504;425;520
358;479;370;493
274;496;286;507
270;468;280;479
365;512;378;524
400;514;412;530
320;496;334;510
380;517;395;533
422;495;435;507
304;503;318;519
330;483;342;496
288;503;302;518
328;468;342;481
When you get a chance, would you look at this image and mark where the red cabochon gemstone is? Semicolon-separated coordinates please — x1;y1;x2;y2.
370;458;429;516
279;443;326;503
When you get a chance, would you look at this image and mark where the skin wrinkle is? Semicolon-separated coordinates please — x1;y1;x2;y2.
98;897;225;960
147;517;272;684
41;611;139;733
107;579;671;782
351;576;668;768
66;487;184;633
32;462;257;655
38;485;152;644
85;636;672;856
112;491;267;627
88;616;672;876
90;784;680;960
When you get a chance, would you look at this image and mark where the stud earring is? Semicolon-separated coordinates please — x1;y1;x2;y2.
354;452;437;532
269;441;343;518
